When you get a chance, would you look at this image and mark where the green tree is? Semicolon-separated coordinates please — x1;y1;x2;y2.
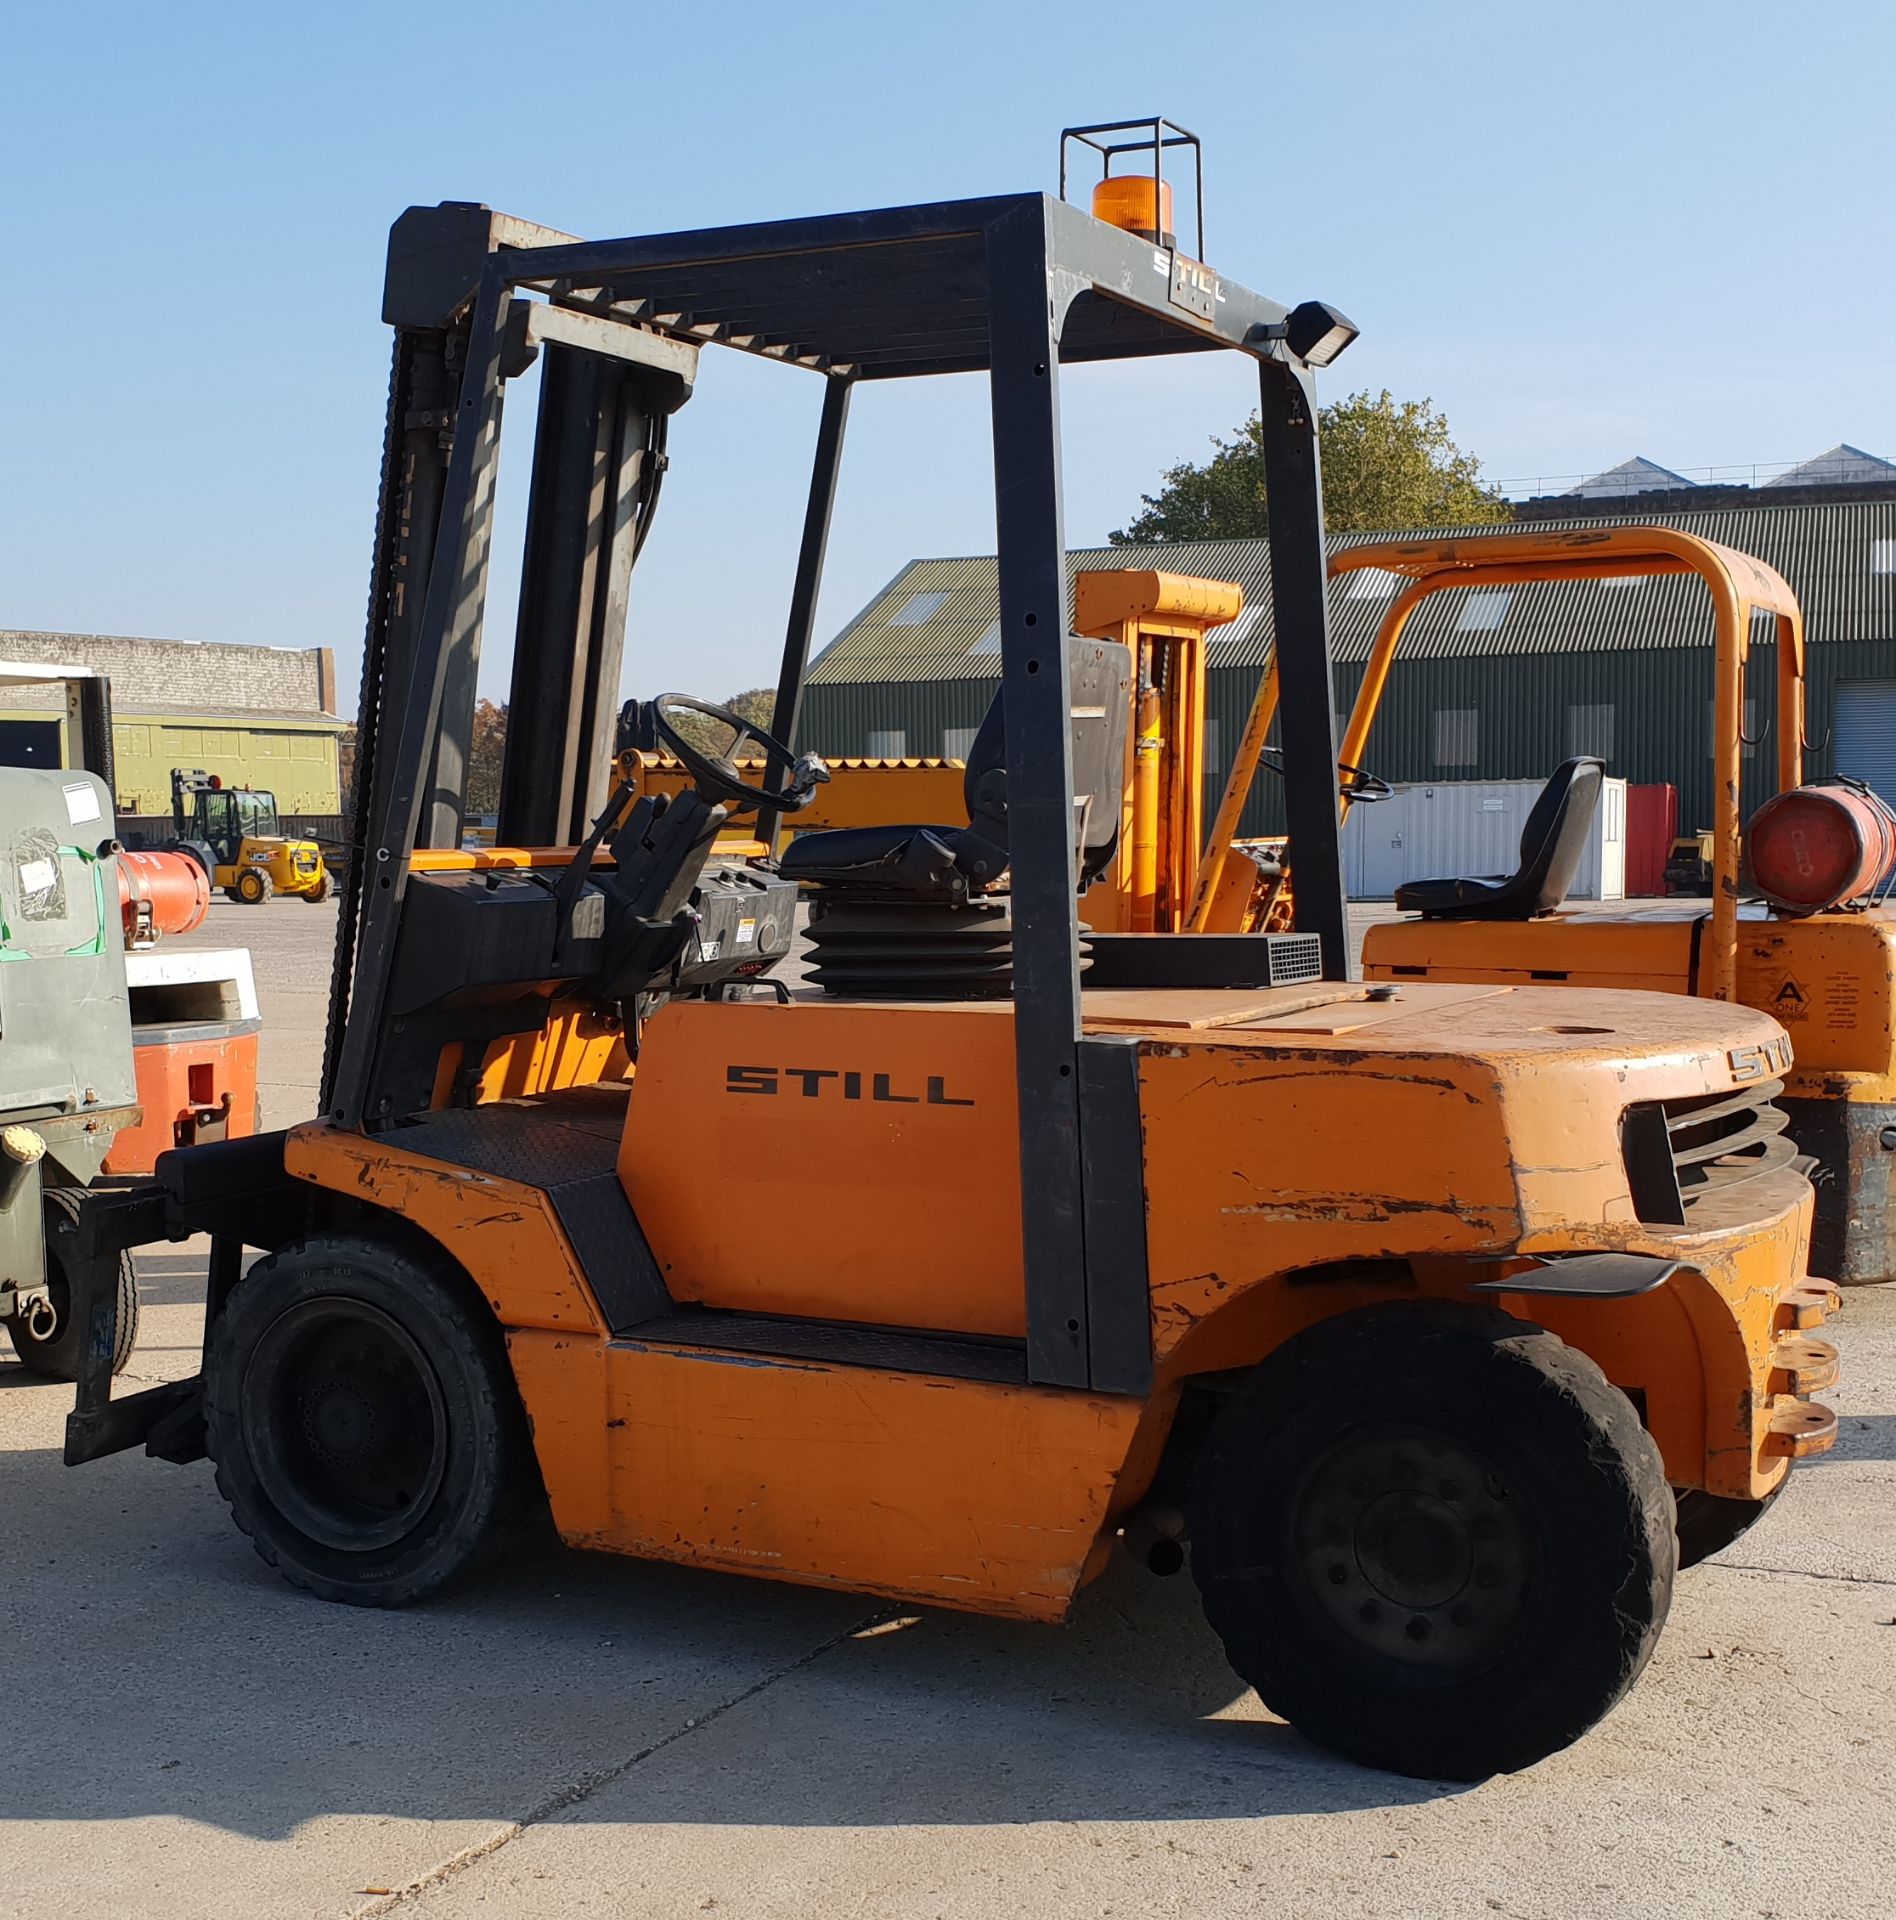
663;687;778;757
467;698;507;814
1110;389;1510;544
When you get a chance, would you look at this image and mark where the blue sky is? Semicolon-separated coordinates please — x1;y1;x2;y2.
4;0;1891;714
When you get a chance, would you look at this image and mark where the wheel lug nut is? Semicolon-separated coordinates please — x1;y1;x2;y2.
1327;1563;1348;1585
1405;1616;1430;1641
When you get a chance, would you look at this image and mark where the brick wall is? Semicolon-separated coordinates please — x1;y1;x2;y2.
0;630;334;714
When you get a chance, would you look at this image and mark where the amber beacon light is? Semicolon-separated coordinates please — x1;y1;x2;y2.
1061;116;1203;254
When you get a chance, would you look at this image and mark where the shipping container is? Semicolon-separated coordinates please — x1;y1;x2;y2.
1626;783;1679;896
1342;776;1626;902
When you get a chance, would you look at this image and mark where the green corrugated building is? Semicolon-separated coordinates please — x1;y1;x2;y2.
799;498;1896;838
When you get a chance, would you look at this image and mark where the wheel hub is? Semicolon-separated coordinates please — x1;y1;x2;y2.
1291;1427;1532;1670
302;1375;384;1464
243;1299;449;1553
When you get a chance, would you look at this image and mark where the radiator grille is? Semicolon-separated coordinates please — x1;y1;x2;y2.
1623;1078;1798;1225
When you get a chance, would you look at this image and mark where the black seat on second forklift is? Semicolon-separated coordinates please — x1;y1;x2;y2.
1395;756;1605;920
779;637;1132;901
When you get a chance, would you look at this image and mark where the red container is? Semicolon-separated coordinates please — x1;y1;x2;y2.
117;848;210;945
103;1018;261;1176
1747;783;1896;916
1625;783;1678;897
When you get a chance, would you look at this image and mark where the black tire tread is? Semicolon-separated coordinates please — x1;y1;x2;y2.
5;1188;139;1379
204;1231;542;1607
1189;1299;1675;1780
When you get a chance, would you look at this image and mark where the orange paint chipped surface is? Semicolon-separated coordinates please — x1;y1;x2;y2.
577;1336;1144;1620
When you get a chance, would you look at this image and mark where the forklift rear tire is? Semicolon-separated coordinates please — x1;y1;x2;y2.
1189;1300;1675;1781
4;1189;140;1380
204;1234;538;1607
1675;1485;1780;1568
230;869;273;905
302;874;332;904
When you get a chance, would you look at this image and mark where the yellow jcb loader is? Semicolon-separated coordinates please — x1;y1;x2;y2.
170;767;331;904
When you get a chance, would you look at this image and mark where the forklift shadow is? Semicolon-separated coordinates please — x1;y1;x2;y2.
0;1433;1454;1837
442;1545;1459;1828
1826;1412;1896;1463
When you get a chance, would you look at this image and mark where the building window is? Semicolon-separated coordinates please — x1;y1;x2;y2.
1347;568;1401;601
1457;590;1512;632
969;621;1003;656
1434;708;1479;767
889;591;948;627
942;726;979;760
866;729;908;759
1567;704;1615;760
1872;539;1896;576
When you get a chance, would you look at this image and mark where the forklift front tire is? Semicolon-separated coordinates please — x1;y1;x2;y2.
5;1189;139;1380
205;1234;539;1607
302;873;332;904
230;869;272;905
1189;1300;1676;1781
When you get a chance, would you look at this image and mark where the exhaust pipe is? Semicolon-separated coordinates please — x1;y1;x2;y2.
1120;1502;1188;1577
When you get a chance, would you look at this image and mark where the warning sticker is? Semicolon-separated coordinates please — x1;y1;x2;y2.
736;916;757;947
1772;975;1810;1021
62;781;101;825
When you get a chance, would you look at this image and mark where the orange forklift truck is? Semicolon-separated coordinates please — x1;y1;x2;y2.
64;128;1836;1780
1298;526;1896;1290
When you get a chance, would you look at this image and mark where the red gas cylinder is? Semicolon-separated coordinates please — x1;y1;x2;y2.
1747;781;1896;916
117;847;211;945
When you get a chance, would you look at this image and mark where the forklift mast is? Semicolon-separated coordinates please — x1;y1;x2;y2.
322;162;1357;1392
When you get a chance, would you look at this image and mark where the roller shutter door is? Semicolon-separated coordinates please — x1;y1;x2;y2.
1833;679;1896;802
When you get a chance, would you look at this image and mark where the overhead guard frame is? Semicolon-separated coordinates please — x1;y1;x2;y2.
324;190;1354;1393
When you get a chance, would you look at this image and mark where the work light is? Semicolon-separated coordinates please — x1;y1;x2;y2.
1272;300;1360;368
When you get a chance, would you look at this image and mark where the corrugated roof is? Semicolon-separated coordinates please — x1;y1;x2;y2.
808;499;1896;684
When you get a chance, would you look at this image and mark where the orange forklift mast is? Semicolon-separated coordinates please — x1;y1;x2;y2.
61;126;1834;1782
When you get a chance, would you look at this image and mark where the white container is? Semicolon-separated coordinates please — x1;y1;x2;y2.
1344;776;1626;902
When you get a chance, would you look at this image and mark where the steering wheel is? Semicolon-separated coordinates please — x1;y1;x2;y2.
649;694;828;815
1256;747;1394;804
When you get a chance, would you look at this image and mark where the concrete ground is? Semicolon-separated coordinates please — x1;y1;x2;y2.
2;896;1892;1919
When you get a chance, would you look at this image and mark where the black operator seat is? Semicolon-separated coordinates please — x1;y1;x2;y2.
778;637;1133;900
1394;756;1606;921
